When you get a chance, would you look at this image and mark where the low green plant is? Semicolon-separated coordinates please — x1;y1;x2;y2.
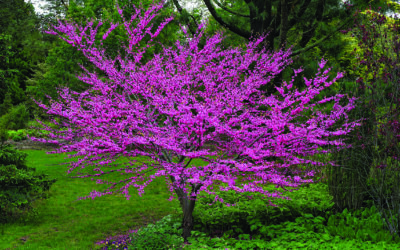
187;181;335;240
0;144;57;224
127;215;184;250
23;118;70;139
25;128;51;138
6;129;27;140
0;104;30;131
0;127;8;145
12;135;23;142
0;92;13;117
183;203;400;249
97;214;184;250
326;205;399;244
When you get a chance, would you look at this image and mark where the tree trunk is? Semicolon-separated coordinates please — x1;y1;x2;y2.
169;175;200;244
246;0;274;53
181;199;195;243
279;0;288;49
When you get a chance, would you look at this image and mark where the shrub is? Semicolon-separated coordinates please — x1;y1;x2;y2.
126;215;184;250
0;143;30;170
12;135;23;142
6;129;27;141
0;104;30;130
0;127;7;145
325;205;400;243
0;92;13;117
186;181;335;240
0;144;57;224
24;118;67;139
98;214;184;250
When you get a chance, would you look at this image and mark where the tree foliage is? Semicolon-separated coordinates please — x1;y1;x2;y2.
0;0;49;104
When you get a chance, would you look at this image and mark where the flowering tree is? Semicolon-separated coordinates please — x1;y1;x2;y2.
29;1;364;244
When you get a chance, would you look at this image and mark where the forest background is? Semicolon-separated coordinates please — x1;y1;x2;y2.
0;0;399;132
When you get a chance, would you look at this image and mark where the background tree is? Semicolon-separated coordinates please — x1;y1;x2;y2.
170;0;400;98
0;0;48;107
26;0;205;121
0;93;13;117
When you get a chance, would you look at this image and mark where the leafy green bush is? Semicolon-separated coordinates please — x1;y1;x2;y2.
188;182;335;239
178;181;400;249
126;215;184;250
12;135;23;142
24;118;69;139
5;129;27;141
25;128;51;138
98;214;184;250
0;127;7;145
0;92;13;117
0;104;30;131
183;198;400;249
326;205;399;243
0;144;57;224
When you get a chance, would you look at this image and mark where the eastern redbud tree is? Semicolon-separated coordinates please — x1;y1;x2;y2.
30;1;364;244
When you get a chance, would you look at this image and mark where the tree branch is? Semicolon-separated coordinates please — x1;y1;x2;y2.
213;0;250;18
203;0;252;39
172;0;199;36
287;0;312;31
298;1;323;48
59;0;69;13
290;16;353;57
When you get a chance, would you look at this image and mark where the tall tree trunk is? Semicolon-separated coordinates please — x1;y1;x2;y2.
265;0;289;98
247;0;273;52
266;0;275;52
279;0;289;49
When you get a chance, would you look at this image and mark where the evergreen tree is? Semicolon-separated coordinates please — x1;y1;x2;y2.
0;92;13;117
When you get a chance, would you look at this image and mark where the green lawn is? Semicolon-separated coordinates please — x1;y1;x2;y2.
1;149;185;249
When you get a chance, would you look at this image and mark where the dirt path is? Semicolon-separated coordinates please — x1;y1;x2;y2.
3;137;220;152
2;138;68;151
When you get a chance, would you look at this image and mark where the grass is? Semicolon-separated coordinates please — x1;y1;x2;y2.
1;148;184;249
1;144;400;249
